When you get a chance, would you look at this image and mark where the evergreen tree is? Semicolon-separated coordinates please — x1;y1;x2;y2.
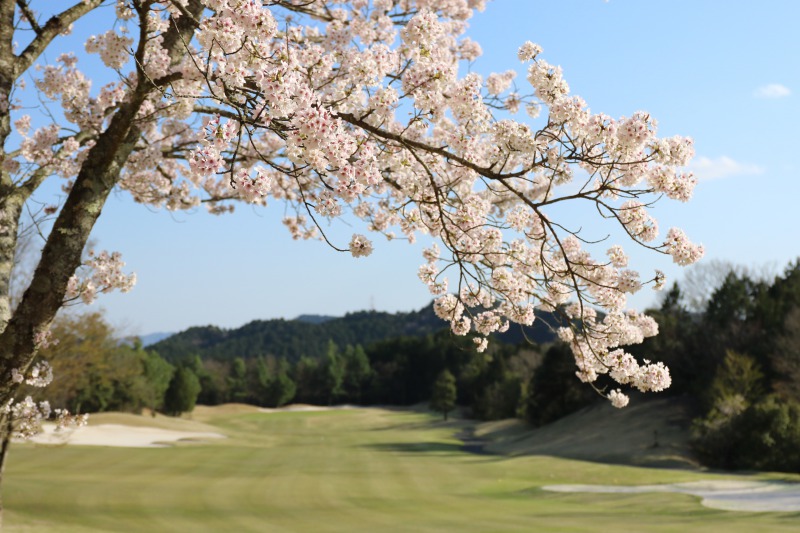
248;357;271;406
525;343;597;427
773;307;800;402
343;344;372;404
430;370;457;421
322;341;345;405
293;356;323;405
141;350;175;415
265;360;297;408
227;357;248;402
164;367;202;416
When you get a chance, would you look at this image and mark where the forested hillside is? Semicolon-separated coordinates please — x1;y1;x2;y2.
150;302;561;363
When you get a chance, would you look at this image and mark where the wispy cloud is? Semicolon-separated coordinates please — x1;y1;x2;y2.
688;156;765;181
753;83;791;99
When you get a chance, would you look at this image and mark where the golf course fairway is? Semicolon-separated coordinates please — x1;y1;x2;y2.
4;406;799;531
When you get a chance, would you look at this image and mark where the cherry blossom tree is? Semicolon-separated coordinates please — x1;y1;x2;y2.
0;0;703;451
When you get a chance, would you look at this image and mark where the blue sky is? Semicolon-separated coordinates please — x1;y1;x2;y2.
48;0;799;336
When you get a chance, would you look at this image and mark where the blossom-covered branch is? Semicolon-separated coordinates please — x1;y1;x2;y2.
0;0;704;419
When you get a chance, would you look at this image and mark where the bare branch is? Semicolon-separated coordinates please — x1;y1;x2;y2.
15;0;40;34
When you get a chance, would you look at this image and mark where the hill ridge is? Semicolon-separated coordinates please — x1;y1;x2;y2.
150;301;561;362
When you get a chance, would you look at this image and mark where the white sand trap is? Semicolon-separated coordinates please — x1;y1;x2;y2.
29;423;225;448
259;404;360;413
544;480;800;512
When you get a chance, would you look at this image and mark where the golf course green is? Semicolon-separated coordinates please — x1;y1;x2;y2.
5;406;800;531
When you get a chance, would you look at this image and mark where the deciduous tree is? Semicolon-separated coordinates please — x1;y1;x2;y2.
0;0;704;470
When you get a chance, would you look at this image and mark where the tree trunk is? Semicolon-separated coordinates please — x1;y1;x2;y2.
0;414;14;529
0;92;146;404
0;0;205;407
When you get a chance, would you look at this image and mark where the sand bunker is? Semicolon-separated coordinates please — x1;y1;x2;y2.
544;480;800;512
29;423;225;448
259;404;360;413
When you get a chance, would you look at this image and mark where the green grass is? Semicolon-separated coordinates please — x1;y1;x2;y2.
5;407;800;532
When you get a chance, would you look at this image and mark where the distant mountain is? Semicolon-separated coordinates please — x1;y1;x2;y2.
150;302;561;363
294;314;337;325
140;331;175;347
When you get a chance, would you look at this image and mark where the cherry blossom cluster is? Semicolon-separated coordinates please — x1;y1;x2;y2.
2;396;52;439
608;389;629;408
11;361;53;388
349;234;374;258
556;308;670;407
65;250;136;305
4;362;87;440
85;29;134;70
2;396;88;440
664;228;706;266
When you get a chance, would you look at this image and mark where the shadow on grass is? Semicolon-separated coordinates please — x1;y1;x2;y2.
363;439;500;458
362;441;467;455
370;417;472;434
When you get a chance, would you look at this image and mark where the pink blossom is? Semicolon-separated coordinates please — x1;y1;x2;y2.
608;389;629;408
349;234;374;258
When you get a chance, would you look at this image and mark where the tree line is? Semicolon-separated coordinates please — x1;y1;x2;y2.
27;310;544;421
25;259;800;473
632;260;800;472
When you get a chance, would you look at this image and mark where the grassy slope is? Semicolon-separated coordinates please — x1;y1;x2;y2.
477;395;698;468
5;407;800;532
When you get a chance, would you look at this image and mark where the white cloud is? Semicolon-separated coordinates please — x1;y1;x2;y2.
688;156;765;181
753;83;791;99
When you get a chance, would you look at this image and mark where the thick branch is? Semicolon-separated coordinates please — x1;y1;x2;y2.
338;112;532;183
0;0;20;331
0;0;17;170
0;189;23;332
14;0;104;78
161;0;204;68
